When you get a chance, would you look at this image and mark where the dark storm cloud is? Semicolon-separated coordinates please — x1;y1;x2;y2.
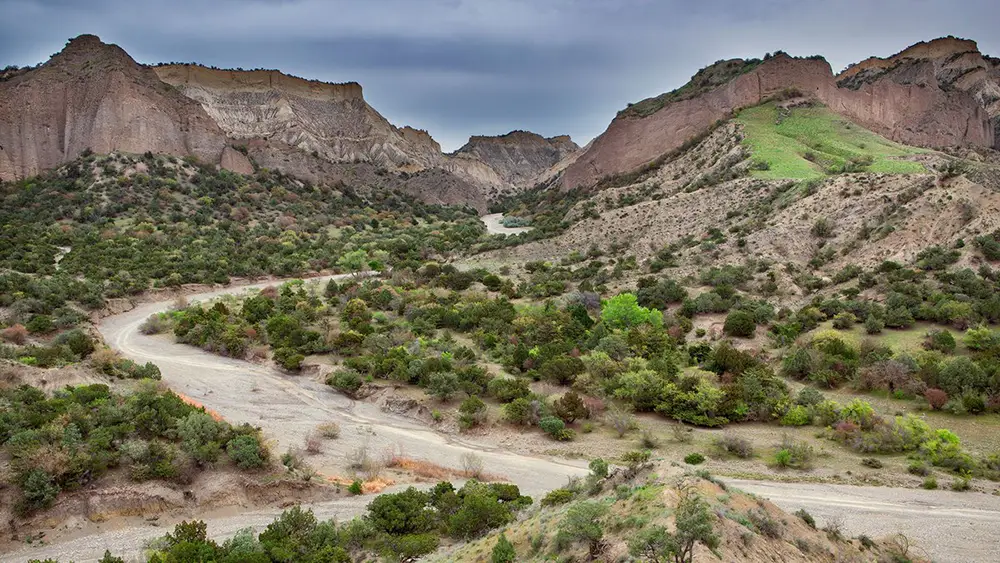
1;0;997;150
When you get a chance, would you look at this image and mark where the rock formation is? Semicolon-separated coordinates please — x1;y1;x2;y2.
452;131;579;189
0;35;227;181
563;37;999;190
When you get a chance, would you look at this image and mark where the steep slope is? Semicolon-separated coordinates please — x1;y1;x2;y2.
153;64;444;172
564;38;997;190
0;35;230;181
837;36;1000;146
451;130;579;188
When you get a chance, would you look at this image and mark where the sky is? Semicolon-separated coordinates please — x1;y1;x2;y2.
1;0;997;151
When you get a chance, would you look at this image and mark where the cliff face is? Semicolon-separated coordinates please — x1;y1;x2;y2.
452;131;579;189
564;38;999;190
837;37;1000;148
153;64;444;172
562;54;835;190
0;35;227;181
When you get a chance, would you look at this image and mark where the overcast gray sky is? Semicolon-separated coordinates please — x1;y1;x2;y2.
1;0;996;151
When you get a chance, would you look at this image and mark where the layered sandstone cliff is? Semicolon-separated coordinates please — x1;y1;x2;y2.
564;38;999;190
153;64;444;172
0;35;228;181
452;131;578;189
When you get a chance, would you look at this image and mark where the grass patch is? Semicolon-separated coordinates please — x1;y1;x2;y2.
736;102;926;180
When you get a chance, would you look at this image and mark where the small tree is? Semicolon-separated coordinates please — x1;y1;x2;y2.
491;532;517;563
558;501;608;558
630;486;719;563
553;391;588;423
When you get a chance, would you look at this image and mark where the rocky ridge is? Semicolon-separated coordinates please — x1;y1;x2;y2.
564;37;999;190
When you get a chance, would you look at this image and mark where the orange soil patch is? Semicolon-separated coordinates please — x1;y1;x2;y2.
175;392;225;421
388;456;506;482
322;474;395;494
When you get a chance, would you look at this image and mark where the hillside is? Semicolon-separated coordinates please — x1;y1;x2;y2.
563;38;998;191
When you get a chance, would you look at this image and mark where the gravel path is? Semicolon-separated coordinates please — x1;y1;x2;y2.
729;479;1000;563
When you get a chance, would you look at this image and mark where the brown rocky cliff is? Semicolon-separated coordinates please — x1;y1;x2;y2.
564;40;999;190
837;37;1000;148
0;35;227;181
563;54;834;190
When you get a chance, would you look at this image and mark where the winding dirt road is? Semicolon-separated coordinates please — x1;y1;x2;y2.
5;276;1000;562
2;276;588;562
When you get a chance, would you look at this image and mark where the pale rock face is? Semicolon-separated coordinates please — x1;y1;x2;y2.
0;35;226;181
220;146;254;175
452;131;580;189
153;64;444;172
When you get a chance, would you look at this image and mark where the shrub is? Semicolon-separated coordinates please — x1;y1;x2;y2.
328;369;363;397
589;458;609;479
864;315;884;335
558;501;608;558
553;391;588;423
1;324;28;344
605;404;636;438
924;330;956;354
924;388;948;410
317;422;340;439
491;532;517;563
56;329;95;358
716;434;754;458
18;469;60;514
922;476;938;489
487;377;531;403
861;457;883;469
273;347;304;371
723;310;756;338
539;416;573;441
458;396;488;430
502;398;535;426
907;461;930;476
26;314;55;334
748;508;782;538
831;312;856;330
951;477;971;491
684;452;706;465
794;508;816;529
772;437;814;470
541;488;576;506
139;315;170;335
780;405;812;426
226;435;267;470
348;480;363;495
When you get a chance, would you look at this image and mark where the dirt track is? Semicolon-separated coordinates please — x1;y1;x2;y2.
5;276;1000;562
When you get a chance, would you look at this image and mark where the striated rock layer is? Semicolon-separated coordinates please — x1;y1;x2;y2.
564;37;999;190
153;64;445;172
0;35;227;181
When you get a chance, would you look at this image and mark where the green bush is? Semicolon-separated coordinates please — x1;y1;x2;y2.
684;452;706;465
458;396;488;430
491;532;517;563
723;310;756;338
780;405;812;426
328;369;363;397
226;435;267;470
541;488;576;506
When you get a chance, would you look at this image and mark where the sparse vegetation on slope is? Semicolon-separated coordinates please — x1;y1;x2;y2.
737;102;926;179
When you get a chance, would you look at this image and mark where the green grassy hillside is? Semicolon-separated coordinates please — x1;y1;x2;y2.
736;102;926;180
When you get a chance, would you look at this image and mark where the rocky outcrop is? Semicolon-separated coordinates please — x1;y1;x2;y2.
0;35;227;181
562;54;835;190
220;145;254;175
153;64;445;172
564;38;999;190
452;130;579;189
837;37;1000;148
